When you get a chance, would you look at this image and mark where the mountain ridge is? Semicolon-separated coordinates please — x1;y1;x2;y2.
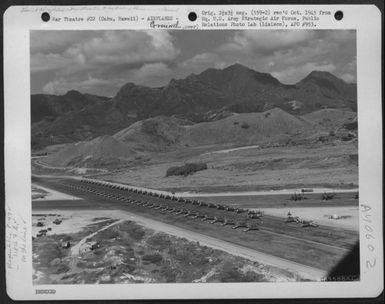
31;64;357;149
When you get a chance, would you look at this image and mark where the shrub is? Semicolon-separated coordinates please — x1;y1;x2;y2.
142;254;163;265
160;265;178;282
52;263;70;274
341;133;355;141
147;233;172;249
241;122;250;129
119;223;146;241
218;262;243;282
344;121;358;130
76;261;86;268
36;243;66;267
96;228;120;240
166;163;208;177
233;121;239;125
318;136;328;142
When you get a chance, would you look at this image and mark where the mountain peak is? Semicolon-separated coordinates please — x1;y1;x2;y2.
304;70;340;81
224;63;250;71
296;70;356;101
64;90;83;98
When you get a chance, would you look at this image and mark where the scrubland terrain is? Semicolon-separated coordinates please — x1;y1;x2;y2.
33;214;301;284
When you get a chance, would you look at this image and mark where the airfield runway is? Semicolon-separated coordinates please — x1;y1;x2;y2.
32;176;359;281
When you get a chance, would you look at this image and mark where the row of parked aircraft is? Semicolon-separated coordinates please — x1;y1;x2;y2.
59;179;263;232
79;178;264;219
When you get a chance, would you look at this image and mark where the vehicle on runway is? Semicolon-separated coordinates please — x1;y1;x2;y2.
53;218;62;225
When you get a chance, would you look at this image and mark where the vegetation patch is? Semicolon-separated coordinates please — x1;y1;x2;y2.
118;223;146;241
166;162;208;177
146;233;172;250
142;253;163;265
344;121;357;130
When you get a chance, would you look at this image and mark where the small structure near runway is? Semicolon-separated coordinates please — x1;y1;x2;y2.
80;241;100;255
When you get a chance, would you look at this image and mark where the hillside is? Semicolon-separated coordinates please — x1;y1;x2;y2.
31;90;110;123
31;100;136;149
113;116;185;152
301;109;356;128
43;135;138;167
42;107;358;168
183;108;312;146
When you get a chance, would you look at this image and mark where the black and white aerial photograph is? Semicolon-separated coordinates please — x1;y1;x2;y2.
30;29;359;284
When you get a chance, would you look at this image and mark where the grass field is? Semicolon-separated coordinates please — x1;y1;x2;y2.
98;142;358;193
186;192;358;209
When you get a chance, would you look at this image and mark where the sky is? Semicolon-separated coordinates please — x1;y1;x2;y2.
30;29;356;97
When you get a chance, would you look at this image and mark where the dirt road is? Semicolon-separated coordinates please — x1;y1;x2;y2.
71;219;125;256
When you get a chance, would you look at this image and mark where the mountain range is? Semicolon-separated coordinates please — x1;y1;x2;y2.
31;63;356;149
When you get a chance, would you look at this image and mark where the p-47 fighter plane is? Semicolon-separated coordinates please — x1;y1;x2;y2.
243;223;259;232
285;212;319;227
299;220;319;228
231;221;248;229
284;212;300;223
